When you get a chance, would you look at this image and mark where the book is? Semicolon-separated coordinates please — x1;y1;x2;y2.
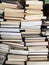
21;21;42;26
0;28;20;32
7;54;27;61
27;61;49;65
9;49;28;55
25;37;46;42
6;61;24;65
0;2;18;9
26;42;48;46
26;1;43;5
25;15;46;20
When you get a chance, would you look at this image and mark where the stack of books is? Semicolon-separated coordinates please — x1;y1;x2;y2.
0;0;49;65
21;0;48;63
0;19;28;65
6;49;28;65
0;2;24;21
21;21;42;38
0;1;28;65
4;8;24;21
25;0;46;21
21;21;48;61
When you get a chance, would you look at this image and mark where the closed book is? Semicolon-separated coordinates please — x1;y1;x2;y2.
8;54;27;61
4;8;24;13
25;37;45;42
27;61;49;65
29;52;48;55
26;42;48;46
0;2;18;9
9;49;28;55
26;5;43;10
0;32;21;36
1;25;19;28
21;31;41;35
0;39;22;42
4;16;23;21
0;28;20;32
2;42;24;47
25;15;46;20
1;21;20;25
26;1;43;5
1;35;22;40
5;12;24;18
6;61;24;65
26;10;43;15
21;21;42;26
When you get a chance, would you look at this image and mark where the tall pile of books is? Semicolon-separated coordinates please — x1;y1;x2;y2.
0;0;49;65
21;0;49;65
0;1;28;65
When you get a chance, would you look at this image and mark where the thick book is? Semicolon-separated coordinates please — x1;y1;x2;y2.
1;21;20;25
5;12;24;18
9;49;28;55
26;1;43;5
27;61;49;65
26;5;43;10
1;36;22;40
7;54;27;61
6;61;24;65
25;15;46;20
0;28;20;32
0;39;22;42
4;16;23;21
26;42;48;46
26;10;43;15
0;2;18;9
21;21;42;26
4;8;24;13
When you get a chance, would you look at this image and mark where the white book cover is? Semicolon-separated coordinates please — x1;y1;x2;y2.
21;21;42;26
25;15;46;20
21;26;41;29
0;32;21;36
26;1;43;5
9;49;28;55
25;37;45;40
1;25;19;28
27;61;49;65
0;28;20;32
29;52;48;55
1;21;20;25
26;42;48;46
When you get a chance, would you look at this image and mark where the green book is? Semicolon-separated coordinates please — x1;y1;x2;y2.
45;0;49;4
